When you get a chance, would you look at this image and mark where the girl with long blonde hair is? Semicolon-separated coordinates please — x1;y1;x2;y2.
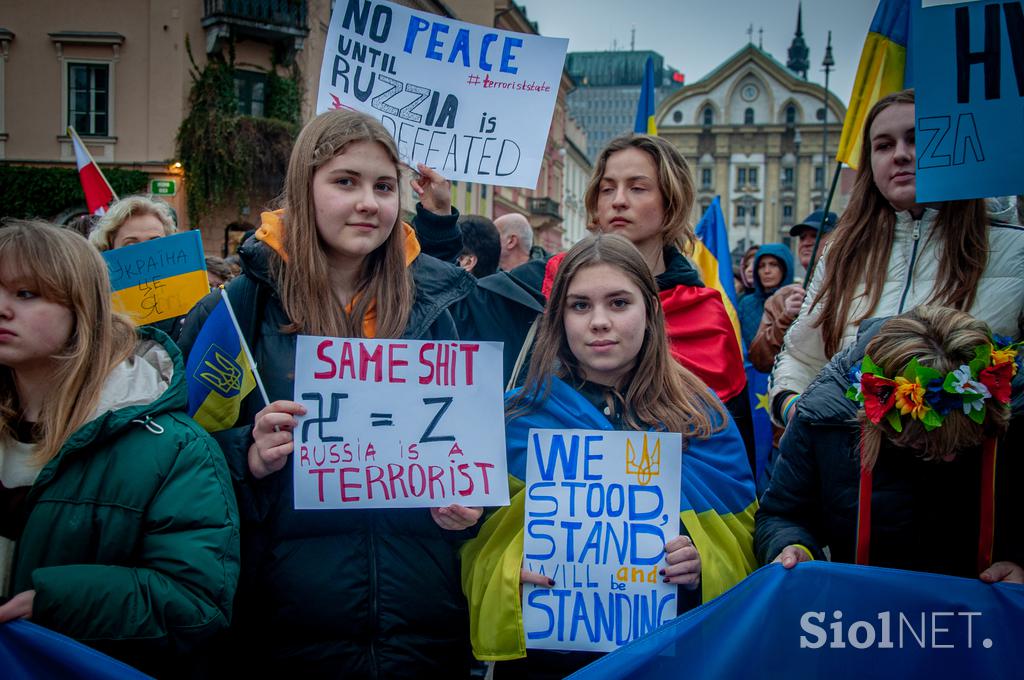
461;234;758;677
769;89;1024;428
177;109;482;677
0;220;239;676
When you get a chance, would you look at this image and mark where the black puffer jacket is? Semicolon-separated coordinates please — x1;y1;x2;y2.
756;318;1024;577
177;234;478;678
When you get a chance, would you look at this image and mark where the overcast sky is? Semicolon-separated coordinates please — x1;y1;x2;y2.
516;0;880;106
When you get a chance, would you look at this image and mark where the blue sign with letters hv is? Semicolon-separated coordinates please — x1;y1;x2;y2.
912;0;1024;202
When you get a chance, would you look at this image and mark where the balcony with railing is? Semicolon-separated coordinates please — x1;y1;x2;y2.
529;197;562;220
203;0;309;51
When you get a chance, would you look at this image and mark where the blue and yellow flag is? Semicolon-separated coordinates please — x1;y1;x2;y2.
185;290;257;432
691;197;742;347
836;0;911;168
102;230;210;326
633;56;657;135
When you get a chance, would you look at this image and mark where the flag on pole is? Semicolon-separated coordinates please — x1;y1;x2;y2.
835;0;912;169
691;196;741;347
633;56;658;135
185;288;267;432
68;126;118;216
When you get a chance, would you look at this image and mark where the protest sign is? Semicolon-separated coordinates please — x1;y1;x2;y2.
292;336;508;509
316;0;568;188
913;0;1024;201
522;429;682;652
102;230;209;325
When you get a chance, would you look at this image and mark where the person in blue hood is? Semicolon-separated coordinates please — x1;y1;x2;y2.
738;244;794;348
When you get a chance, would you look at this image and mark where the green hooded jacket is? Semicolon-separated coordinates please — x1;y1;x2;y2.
8;327;240;676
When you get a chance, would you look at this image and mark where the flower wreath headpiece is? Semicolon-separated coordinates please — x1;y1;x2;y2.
845;336;1021;432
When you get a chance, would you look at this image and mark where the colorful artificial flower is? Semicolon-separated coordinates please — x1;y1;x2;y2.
979;361;1013;404
990;345;1019;377
845;364;864;402
946;364;991;416
894;376;929;420
924;378;959;416
861;373;897;424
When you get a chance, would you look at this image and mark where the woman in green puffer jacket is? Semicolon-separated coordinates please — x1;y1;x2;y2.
0;220;240;678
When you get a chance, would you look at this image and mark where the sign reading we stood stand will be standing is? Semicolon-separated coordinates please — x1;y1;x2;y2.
292;336;509;509
523;429;682;652
316;0;568;188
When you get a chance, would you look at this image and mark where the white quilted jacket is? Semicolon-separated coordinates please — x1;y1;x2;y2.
769;197;1024;424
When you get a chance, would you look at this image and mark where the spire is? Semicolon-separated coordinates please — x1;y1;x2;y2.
787;2;810;79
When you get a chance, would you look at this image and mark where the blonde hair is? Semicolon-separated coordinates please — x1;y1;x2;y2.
813;89;989;357
584;134;697;253
509;234;726;439
274;109;413;338
0;220;136;463
89;195;177;251
859;306;1011;469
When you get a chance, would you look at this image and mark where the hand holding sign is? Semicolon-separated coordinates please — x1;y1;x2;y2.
411;163;453;216
662;535;701;589
249;400;307;479
430;504;483;530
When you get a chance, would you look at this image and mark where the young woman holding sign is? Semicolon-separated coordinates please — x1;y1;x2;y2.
768;89;1024;429
460;234;757;677
178;110;483;677
0;220;239;676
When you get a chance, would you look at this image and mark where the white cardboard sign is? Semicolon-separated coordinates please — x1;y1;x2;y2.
522;429;682;652
293;336;509;509
317;0;568;188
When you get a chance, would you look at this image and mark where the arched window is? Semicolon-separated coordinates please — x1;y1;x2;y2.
785;105;796;125
744;108;755;125
702;106;714;126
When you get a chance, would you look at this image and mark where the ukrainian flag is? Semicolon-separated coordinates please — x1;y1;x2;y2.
836;0;911;169
691;197;742;348
633;56;658;135
461;379;757;660
185;294;257;432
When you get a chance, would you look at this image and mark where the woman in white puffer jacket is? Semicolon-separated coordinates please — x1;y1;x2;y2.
769;89;1024;426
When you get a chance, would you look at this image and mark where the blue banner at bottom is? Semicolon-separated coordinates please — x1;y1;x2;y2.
570;562;1024;679
0;620;151;679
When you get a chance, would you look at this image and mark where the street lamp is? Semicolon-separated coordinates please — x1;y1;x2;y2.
821;31;835;187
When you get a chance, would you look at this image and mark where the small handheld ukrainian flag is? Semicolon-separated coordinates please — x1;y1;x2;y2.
633;55;658;135
185;289;267;432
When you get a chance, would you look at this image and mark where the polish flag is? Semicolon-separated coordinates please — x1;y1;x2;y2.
68;127;117;216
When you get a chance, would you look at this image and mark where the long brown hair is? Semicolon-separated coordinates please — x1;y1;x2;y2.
858;306;1010;469
509;234;726;438
583;134;697;253
275;109;413;338
0;220;137;463
813;89;989;356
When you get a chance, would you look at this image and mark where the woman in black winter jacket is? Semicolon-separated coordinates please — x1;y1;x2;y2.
178;110;483;678
756;306;1023;583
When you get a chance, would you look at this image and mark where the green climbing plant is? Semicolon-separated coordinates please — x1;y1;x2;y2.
176;36;301;224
